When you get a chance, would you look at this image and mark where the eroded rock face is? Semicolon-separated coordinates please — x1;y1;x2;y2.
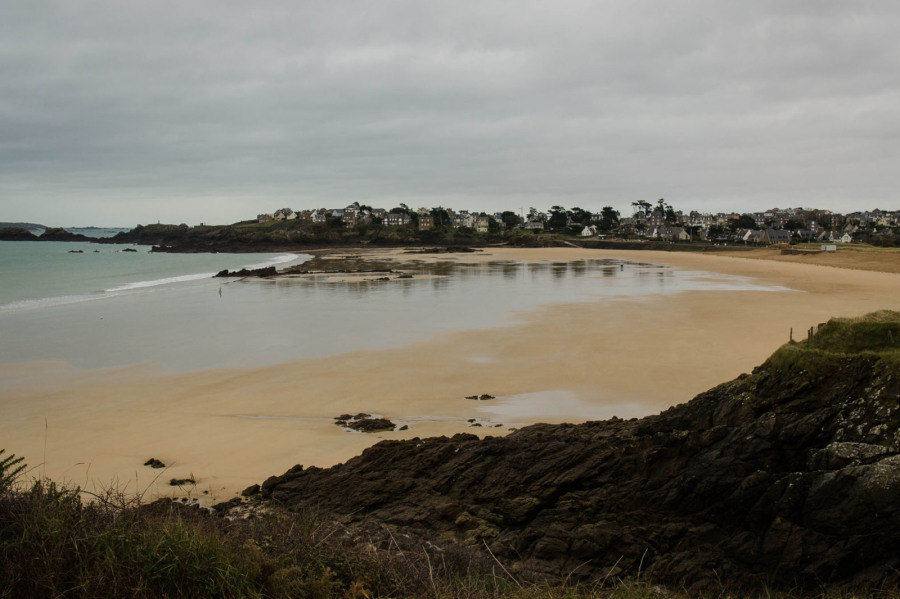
259;318;900;593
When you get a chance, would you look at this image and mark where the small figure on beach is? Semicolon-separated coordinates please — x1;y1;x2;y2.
218;287;222;297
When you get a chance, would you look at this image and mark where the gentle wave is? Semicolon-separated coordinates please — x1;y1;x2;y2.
107;272;215;292
98;254;302;293
0;253;308;313
240;253;300;270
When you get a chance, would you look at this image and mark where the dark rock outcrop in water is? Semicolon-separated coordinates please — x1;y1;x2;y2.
0;226;97;242
259;311;900;593
214;266;277;278
38;227;96;242
0;227;39;241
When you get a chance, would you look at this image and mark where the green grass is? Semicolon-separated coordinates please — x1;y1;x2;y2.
804;311;900;354
766;311;900;380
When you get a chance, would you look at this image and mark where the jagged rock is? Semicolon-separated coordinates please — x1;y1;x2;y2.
212;497;243;512
348;418;395;433
143;458;165;469
333;413;396;432
241;484;261;497
258;312;900;593
214;266;277;278
169;477;195;486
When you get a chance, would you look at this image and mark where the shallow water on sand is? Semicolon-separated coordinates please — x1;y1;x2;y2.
0;257;791;372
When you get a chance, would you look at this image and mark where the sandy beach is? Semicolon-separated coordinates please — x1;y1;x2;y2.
2;246;898;503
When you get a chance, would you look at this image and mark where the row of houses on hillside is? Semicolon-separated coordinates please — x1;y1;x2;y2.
255;204;899;239
257;205;503;231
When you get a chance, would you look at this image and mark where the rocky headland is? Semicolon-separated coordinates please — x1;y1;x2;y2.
253;311;900;594
0;227;39;241
0;226;100;242
94;221;508;252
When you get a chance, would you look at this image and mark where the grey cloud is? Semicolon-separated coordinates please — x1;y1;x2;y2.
1;0;898;225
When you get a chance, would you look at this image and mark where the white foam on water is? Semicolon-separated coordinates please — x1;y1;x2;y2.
239;253;301;270
106;254;302;292
0;253;309;313
107;272;215;292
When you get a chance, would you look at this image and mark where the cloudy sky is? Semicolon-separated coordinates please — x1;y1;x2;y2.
1;1;898;226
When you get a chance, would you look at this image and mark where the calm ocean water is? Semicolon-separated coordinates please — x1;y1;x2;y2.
0;238;303;310
0;247;792;372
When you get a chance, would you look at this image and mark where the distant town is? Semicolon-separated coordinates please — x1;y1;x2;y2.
256;201;900;246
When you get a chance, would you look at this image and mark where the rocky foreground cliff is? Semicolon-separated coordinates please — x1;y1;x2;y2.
255;311;900;593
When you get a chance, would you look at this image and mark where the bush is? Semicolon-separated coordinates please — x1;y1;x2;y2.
0;449;24;491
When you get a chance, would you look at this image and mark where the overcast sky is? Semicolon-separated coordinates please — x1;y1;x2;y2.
1;1;898;226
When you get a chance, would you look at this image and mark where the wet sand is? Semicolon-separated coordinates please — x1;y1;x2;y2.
2;246;898;503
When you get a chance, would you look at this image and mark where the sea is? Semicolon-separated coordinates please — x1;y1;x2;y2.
0;232;791;372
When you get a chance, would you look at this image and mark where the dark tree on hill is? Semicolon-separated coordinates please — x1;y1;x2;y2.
500;211;523;229
599;206;620;231
665;206;678;224
431;207;451;228
730;214;758;231
784;219;803;231
631;200;651;217
708;225;726;240
547;206;568;231
569;207;592;225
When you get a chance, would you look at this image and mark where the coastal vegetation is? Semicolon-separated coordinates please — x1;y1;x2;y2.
0;461;884;599
0;454;726;599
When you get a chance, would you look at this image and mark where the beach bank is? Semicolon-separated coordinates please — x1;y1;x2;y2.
1;246;898;502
